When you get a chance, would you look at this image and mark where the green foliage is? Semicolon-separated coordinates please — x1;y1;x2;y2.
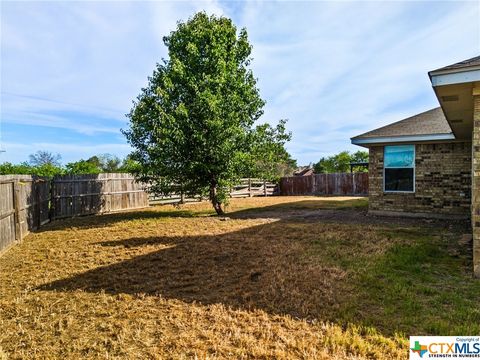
33;163;64;177
66;154;131;174
65;159;101;175
123;12;291;214
241;120;296;181
351;150;369;163
314;150;368;174
62;153;137;175
0;162;33;175
0;161;63;177
88;154;123;172
119;155;142;173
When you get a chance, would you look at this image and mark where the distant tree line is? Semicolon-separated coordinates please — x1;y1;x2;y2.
0;150;140;177
0;148;297;179
313;150;368;174
1;148;367;179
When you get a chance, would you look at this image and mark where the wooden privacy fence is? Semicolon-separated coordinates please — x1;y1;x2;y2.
279;173;368;196
52;173;149;219
0;173;149;253
0;175;50;253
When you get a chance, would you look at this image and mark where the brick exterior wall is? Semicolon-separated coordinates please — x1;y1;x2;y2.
368;142;471;217
472;95;480;277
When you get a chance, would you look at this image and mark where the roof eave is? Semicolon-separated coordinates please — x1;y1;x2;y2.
351;133;456;146
429;67;480;87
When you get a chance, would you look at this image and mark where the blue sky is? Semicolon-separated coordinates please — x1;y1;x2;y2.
1;1;479;165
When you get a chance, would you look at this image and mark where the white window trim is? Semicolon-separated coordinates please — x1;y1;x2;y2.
383;145;415;194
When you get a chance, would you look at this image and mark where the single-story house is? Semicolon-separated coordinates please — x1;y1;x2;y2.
351;55;480;277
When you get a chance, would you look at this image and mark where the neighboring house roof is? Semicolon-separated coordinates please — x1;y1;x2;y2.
351;107;455;145
299;168;314;176
429;55;480;74
294;166;314;176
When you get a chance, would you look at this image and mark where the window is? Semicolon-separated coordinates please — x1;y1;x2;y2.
384;145;415;192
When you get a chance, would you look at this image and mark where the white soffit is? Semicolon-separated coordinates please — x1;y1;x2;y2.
351;133;456;145
431;69;480;86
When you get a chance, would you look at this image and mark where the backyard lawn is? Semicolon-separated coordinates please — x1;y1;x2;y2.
1;196;479;359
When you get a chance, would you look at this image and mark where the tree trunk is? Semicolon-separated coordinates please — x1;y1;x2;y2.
209;183;224;216
179;186;185;204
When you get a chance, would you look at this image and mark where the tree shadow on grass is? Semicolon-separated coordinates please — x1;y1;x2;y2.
38;221;329;320
37;209;477;337
36;207;209;232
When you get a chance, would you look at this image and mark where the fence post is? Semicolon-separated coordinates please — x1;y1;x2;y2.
248;178;252;197
34;177;41;230
49;177;55;221
352;173;356;195
263;180;267;196
13;181;22;241
105;176;111;213
180;186;185;204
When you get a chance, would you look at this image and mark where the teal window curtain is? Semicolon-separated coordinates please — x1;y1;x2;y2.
384;145;415;168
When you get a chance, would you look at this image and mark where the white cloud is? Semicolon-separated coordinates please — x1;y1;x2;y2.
1;0;479;165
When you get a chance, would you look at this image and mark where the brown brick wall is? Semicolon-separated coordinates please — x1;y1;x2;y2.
368;142;471;216
472;95;480;277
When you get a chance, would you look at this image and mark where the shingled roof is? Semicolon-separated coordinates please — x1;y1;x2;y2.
351;107;453;142
429;55;480;74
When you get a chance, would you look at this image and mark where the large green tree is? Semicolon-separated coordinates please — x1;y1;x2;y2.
123;13;289;215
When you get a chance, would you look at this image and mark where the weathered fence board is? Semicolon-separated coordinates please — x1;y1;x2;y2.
51;173;149;219
0;181;15;251
279;173;368;196
0;175;50;252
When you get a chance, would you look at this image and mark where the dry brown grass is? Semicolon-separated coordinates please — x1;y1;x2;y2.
1;196;475;359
